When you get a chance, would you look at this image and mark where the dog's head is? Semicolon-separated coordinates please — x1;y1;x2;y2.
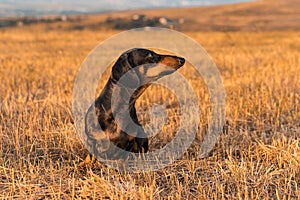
111;48;185;87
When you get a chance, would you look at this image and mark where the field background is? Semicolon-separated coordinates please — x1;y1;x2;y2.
0;0;300;199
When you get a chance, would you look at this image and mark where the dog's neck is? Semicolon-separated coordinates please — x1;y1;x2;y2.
95;77;149;126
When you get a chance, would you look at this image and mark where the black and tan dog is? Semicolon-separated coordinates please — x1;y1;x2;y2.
85;48;185;159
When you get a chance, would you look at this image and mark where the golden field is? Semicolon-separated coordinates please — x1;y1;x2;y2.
0;0;300;197
0;25;299;199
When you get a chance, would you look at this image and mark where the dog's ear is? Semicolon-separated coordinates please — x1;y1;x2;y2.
113;53;140;89
127;52;136;67
112;54;128;80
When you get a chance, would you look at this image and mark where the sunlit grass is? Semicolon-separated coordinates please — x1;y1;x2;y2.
0;25;299;199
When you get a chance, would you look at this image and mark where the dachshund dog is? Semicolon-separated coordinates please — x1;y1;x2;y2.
85;48;185;159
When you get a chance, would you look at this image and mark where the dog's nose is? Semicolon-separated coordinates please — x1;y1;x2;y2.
178;57;185;66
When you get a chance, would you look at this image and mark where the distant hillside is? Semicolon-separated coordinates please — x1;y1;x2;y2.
95;0;300;32
0;0;299;31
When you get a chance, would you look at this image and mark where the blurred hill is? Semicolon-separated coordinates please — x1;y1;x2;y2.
0;0;299;31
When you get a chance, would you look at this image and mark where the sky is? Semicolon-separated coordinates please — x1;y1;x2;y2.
0;0;251;17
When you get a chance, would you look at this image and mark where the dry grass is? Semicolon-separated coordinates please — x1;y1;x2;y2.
0;24;299;199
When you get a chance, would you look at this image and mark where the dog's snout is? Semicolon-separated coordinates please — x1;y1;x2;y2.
178;57;185;66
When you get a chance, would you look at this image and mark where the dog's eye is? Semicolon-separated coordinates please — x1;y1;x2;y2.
147;52;153;58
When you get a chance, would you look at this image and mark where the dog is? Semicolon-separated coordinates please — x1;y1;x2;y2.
85;48;185;159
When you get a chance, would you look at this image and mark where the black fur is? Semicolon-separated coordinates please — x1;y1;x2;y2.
85;48;185;159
